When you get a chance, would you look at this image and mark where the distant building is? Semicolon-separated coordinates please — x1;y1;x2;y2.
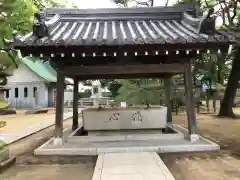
4;58;72;109
90;80;111;98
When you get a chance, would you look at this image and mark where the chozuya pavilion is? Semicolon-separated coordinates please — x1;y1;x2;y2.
11;4;235;155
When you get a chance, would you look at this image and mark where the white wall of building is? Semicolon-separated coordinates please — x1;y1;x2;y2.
64;90;73;104
7;63;45;83
5;63;49;108
5;82;49;109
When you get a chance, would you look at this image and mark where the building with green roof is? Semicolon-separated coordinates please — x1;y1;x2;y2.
4;57;71;108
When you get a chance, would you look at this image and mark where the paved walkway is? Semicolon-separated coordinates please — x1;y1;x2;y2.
0;108;83;144
92;152;175;180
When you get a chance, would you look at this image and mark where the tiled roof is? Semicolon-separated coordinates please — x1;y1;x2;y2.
13;5;235;48
22;57;57;82
22;57;71;84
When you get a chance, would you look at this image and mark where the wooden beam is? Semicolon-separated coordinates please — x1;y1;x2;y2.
62;64;184;76
72;77;79;130
73;73;175;80
18;42;230;57
164;77;172;124
55;72;65;139
184;62;197;134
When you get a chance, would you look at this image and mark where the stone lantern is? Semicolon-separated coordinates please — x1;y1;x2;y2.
91;80;102;107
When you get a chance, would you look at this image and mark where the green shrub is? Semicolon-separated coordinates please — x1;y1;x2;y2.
0;101;8;109
0;140;6;150
236;90;240;97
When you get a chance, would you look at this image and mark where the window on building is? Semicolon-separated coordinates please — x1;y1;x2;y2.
93;87;98;94
15;88;18;98
5;90;9;98
24;87;28;98
33;87;37;97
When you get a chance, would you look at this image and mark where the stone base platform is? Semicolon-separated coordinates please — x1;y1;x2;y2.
34;125;220;156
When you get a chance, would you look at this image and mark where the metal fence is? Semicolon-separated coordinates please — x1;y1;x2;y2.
66;98;114;107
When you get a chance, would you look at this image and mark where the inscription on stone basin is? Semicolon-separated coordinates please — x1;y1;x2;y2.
108;111;144;123
132;111;143;122
109;113;120;121
82;107;167;130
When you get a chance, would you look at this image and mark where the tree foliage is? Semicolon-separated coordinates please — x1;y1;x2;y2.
114;0;129;7
108;81;122;98
175;0;240;117
0;0;36;39
193;52;230;89
0;0;37;84
114;0;240;117
115;79;165;106
33;0;62;9
32;0;76;9
0;0;74;85
79;89;91;98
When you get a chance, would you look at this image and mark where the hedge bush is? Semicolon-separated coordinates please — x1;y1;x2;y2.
0;140;6;150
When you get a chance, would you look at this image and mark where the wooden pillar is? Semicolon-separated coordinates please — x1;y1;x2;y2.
54;72;65;144
164;77;172;125
184;62;197;135
72;77;79;130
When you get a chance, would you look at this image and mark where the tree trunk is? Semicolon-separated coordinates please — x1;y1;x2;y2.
217;54;225;84
72;78;79;130
150;0;154;6
217;66;223;84
218;48;240;118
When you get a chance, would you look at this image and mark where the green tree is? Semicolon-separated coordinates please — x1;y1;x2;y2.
193;52;229;90
115;79;164;106
114;0;129;7
107;81;122;98
0;0;37;85
114;0;166;7
79;89;91;98
32;0;76;9
115;0;240;117
0;0;75;85
174;0;240;117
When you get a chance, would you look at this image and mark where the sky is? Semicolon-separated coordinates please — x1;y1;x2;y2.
70;0;221;25
71;0;177;8
71;0;117;8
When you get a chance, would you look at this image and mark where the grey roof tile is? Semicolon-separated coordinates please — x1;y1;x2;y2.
13;5;234;48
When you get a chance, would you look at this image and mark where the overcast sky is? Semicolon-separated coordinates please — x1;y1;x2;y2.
70;0;221;25
71;0;177;8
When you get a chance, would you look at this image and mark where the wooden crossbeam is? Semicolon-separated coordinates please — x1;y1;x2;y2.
62;63;184;76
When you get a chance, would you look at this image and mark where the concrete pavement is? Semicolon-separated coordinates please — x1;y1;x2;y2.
0;108;83;144
92;152;176;180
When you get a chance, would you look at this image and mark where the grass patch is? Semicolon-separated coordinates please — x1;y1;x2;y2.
0;140;6;150
0;141;9;163
0;101;8;109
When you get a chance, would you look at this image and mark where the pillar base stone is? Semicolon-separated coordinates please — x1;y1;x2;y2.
53;138;63;146
189;134;199;142
72;125;79;131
